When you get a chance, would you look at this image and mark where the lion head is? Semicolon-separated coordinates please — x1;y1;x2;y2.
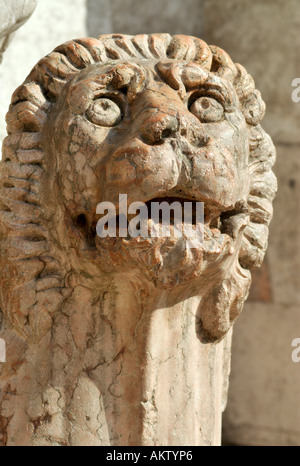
0;34;276;342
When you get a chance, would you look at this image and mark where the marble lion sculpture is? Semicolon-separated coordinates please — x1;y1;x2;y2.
0;34;276;445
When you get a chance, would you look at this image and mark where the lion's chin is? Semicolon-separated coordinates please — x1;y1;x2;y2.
93;217;240;289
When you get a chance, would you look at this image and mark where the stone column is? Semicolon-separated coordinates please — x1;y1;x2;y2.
0;33;276;446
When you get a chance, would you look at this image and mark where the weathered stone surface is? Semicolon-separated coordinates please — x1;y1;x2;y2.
0;0;37;63
0;34;276;446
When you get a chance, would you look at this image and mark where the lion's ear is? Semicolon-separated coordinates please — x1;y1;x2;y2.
239;125;277;270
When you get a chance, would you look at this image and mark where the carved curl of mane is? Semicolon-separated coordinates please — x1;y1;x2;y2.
0;34;276;342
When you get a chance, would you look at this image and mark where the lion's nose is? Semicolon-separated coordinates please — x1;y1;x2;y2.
140;112;179;145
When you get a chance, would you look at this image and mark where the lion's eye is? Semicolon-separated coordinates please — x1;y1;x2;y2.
86;98;122;127
189;97;224;123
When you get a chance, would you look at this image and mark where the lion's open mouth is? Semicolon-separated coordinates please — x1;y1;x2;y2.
111;196;208;239
88;196;250;282
78;195;248;254
113;196;222;228
119;196;244;235
144;197;200;226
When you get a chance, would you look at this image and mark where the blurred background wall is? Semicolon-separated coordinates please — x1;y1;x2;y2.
0;0;299;446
